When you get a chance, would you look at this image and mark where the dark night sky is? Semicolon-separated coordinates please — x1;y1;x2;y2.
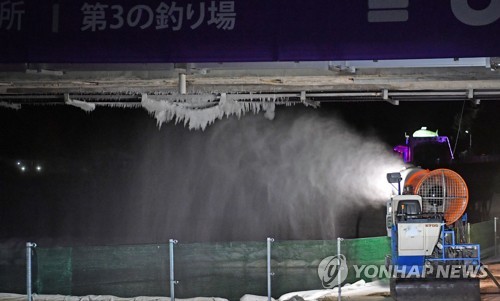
0;100;499;246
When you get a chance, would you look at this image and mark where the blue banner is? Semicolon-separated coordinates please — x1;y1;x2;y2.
1;0;500;63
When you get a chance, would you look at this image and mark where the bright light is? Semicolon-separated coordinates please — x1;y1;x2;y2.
20;166;26;172
465;130;469;134
16;161;21;165
36;166;42;172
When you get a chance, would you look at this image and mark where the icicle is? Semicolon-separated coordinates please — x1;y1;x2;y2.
141;93;305;130
0;101;21;110
100;103;142;109
64;94;96;112
263;102;275;120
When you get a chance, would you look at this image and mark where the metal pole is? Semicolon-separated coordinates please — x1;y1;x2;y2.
267;237;274;301
26;242;36;301
178;73;187;95
495;217;498;257
467;222;471;244
337;237;343;301
169;239;178;301
397;178;401;195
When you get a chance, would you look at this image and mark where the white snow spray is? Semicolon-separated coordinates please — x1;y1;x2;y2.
128;107;405;242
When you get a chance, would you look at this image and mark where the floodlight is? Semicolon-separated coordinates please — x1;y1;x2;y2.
387;172;402;184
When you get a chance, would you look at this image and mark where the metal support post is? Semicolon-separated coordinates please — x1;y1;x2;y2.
26;242;37;301
267;238;274;301
337;237;343;301
467;222;471;244
178;73;187;95
495;217;498;257
169;239;178;301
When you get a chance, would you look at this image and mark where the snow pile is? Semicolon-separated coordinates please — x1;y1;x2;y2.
240;295;276;301
278;280;389;301
141;93;278;130
0;294;228;301
0;281;388;301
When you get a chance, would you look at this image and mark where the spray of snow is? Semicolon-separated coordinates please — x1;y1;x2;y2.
141;93;278;130
128;108;406;242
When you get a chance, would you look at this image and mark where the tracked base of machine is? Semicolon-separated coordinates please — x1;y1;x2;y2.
390;277;480;301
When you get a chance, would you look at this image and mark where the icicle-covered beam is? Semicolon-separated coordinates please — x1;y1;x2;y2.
0;91;306;130
93;102;143;108
145;94;218;104
227;93;298;101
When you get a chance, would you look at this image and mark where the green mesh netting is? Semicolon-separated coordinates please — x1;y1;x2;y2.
36;247;72;295
32;238;391;300
0;244;26;293
469;220;496;259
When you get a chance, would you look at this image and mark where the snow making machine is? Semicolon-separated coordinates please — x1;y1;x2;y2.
386;168;481;301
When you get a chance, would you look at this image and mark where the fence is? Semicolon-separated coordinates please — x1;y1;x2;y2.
1;237;389;300
0;244;26;293
0;219;497;300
